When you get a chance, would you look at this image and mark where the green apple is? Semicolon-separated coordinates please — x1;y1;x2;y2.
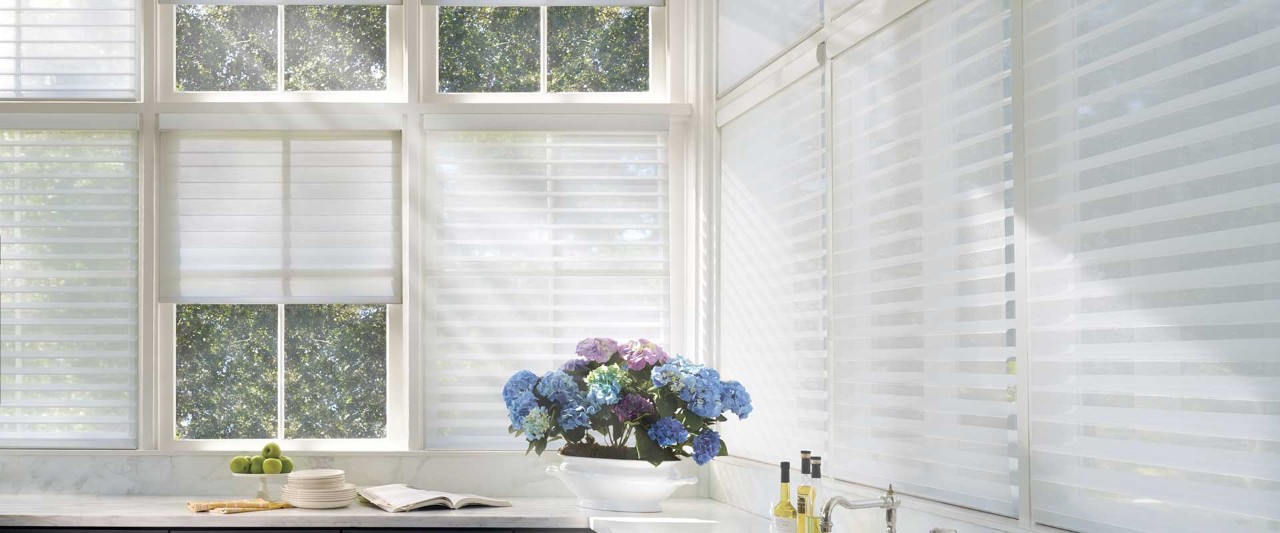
250;455;266;474
261;442;282;459
263;458;283;474
280;456;294;474
229;456;249;474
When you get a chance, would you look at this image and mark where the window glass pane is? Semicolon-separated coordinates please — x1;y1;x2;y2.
438;7;540;93
547;7;649;93
176;5;278;92
175;305;278;440
284;6;387;91
284;304;387;439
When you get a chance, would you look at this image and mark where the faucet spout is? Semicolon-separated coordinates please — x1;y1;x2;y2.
818;485;900;533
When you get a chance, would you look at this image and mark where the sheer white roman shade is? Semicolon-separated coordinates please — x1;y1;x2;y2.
719;70;828;463
1024;1;1280;531
0;0;138;100
422;116;670;449
0;114;139;449
158;123;401;304
717;0;822;93
829;0;1018;515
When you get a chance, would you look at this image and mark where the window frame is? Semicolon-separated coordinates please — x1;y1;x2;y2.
421;4;669;103
157;303;408;452
155;3;408;103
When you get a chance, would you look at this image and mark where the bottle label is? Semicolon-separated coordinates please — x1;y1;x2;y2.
772;516;798;533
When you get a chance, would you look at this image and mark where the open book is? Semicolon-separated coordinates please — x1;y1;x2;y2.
357;484;512;513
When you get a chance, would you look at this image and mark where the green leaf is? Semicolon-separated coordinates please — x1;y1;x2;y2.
564;427;586;443
654;392;677;417
633;428;666;467
716;415;728;422
534;438;548;455
508;424;517;435
717;439;729;457
525;439;536;455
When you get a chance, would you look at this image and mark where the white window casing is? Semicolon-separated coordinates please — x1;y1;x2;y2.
422;114;672;449
0;113;140;449
716;0;822;95
0;0;139;100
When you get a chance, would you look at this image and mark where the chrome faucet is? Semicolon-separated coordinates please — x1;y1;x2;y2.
818;484;900;533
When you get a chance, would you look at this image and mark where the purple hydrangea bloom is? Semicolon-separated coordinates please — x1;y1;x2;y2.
576;337;619;363
562;358;590;372
692;429;721;465
621;339;669;370
647;416;689;447
614;393;655;422
719;380;752;419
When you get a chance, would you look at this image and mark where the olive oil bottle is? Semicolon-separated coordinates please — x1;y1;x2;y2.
771;461;797;532
796;452;814;533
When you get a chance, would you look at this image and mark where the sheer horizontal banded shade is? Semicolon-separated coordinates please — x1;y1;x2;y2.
719;70;827;463
1025;1;1280;531
829;0;1018;516
423;128;669;449
0;125;138;449
160;1;402;5
717;0;822;92
0;0;138;99
159;131;401;304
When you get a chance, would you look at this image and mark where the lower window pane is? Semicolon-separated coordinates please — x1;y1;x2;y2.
548;7;649;93
176;5;279;92
284;6;388;91
175;305;278;440
438;7;540;93
284;304;387;439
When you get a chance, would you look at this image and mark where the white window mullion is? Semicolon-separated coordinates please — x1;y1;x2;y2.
277;5;287;92
276;304;287;440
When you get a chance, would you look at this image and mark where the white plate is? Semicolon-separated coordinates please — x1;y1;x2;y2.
284;482;354;492
287;497;355;509
289;469;345;481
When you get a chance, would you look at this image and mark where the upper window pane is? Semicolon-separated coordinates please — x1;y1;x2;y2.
438;6;651;94
0;0;139;100
547;7;649;93
284;6;387;91
176;5;278;92
438;7;540;93
175;4;389;93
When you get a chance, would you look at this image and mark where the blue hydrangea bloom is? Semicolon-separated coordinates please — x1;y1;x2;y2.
678;367;724;418
651;360;684;388
503;370;538;408
585;364;626;408
647;416;689;447
536;369;579;405
522;406;553;441
719;380;752;419
507;390;539;430
692;429;721;465
558;399;592;431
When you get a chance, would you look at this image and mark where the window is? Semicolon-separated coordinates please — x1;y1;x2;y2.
422;116;671;449
437;5;652;93
159;0;402;99
718;70;828;463
1024;0;1280;530
157;123;403;448
0;0;139;100
829;0;1016;516
0;115;139;449
175;304;387;440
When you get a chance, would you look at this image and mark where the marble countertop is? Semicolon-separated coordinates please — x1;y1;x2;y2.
0;496;771;532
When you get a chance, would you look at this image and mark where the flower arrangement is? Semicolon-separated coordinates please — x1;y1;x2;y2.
503;338;752;466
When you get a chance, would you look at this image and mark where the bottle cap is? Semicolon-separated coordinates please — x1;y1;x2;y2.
801;451;812;474
780;461;790;483
811;457;822;479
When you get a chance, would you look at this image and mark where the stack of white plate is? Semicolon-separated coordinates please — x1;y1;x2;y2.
282;469;356;509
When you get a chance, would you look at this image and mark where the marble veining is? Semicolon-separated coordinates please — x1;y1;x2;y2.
0;495;769;532
0;453;702;499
